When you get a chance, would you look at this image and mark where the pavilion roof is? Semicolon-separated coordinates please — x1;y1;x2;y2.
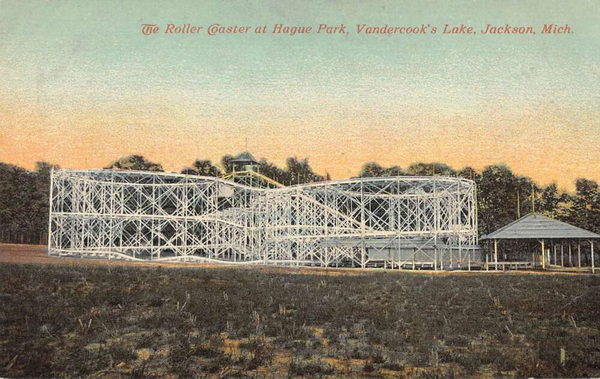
232;151;258;164
481;213;600;240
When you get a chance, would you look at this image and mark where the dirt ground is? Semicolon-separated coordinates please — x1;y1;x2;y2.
0;243;368;276
0;243;593;276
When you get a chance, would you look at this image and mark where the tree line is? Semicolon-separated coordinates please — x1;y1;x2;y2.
0;154;598;245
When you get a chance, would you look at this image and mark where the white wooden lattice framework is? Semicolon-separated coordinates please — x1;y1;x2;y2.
48;170;479;269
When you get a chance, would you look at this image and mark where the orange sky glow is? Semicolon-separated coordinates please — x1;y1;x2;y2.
1;1;598;191
1;92;598;191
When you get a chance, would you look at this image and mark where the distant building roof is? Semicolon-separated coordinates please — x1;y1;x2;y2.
481;213;600;240
231;151;258;164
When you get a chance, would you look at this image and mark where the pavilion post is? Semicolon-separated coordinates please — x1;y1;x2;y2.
568;243;572;267
494;239;498;270
553;244;557;265
591;240;595;274
468;251;471;271
541;240;546;269
561;243;564;267
578;242;581;268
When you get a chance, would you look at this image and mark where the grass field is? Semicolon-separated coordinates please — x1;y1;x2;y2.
1;244;600;377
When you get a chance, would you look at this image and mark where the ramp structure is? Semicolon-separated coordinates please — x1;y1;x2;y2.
48;170;479;269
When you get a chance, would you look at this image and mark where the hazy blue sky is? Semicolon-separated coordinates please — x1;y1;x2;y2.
1;0;598;188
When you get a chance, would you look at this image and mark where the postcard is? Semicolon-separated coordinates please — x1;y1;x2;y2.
0;1;598;377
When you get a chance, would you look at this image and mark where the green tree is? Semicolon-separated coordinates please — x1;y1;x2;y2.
181;159;221;177
0;161;59;244
385;165;405;176
220;155;235;174
105;155;163;171
0;163;28;241
358;162;405;177
477;164;519;234
568;179;600;233
457;166;480;181
285;157;324;184
537;183;569;218
407;162;456;176
31;162;60;241
359;162;387;177
257;159;290;184
513;176;538;217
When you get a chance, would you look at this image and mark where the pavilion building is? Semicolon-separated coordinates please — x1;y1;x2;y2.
481;213;599;272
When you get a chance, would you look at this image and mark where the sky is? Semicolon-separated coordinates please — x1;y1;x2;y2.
0;0;598;190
